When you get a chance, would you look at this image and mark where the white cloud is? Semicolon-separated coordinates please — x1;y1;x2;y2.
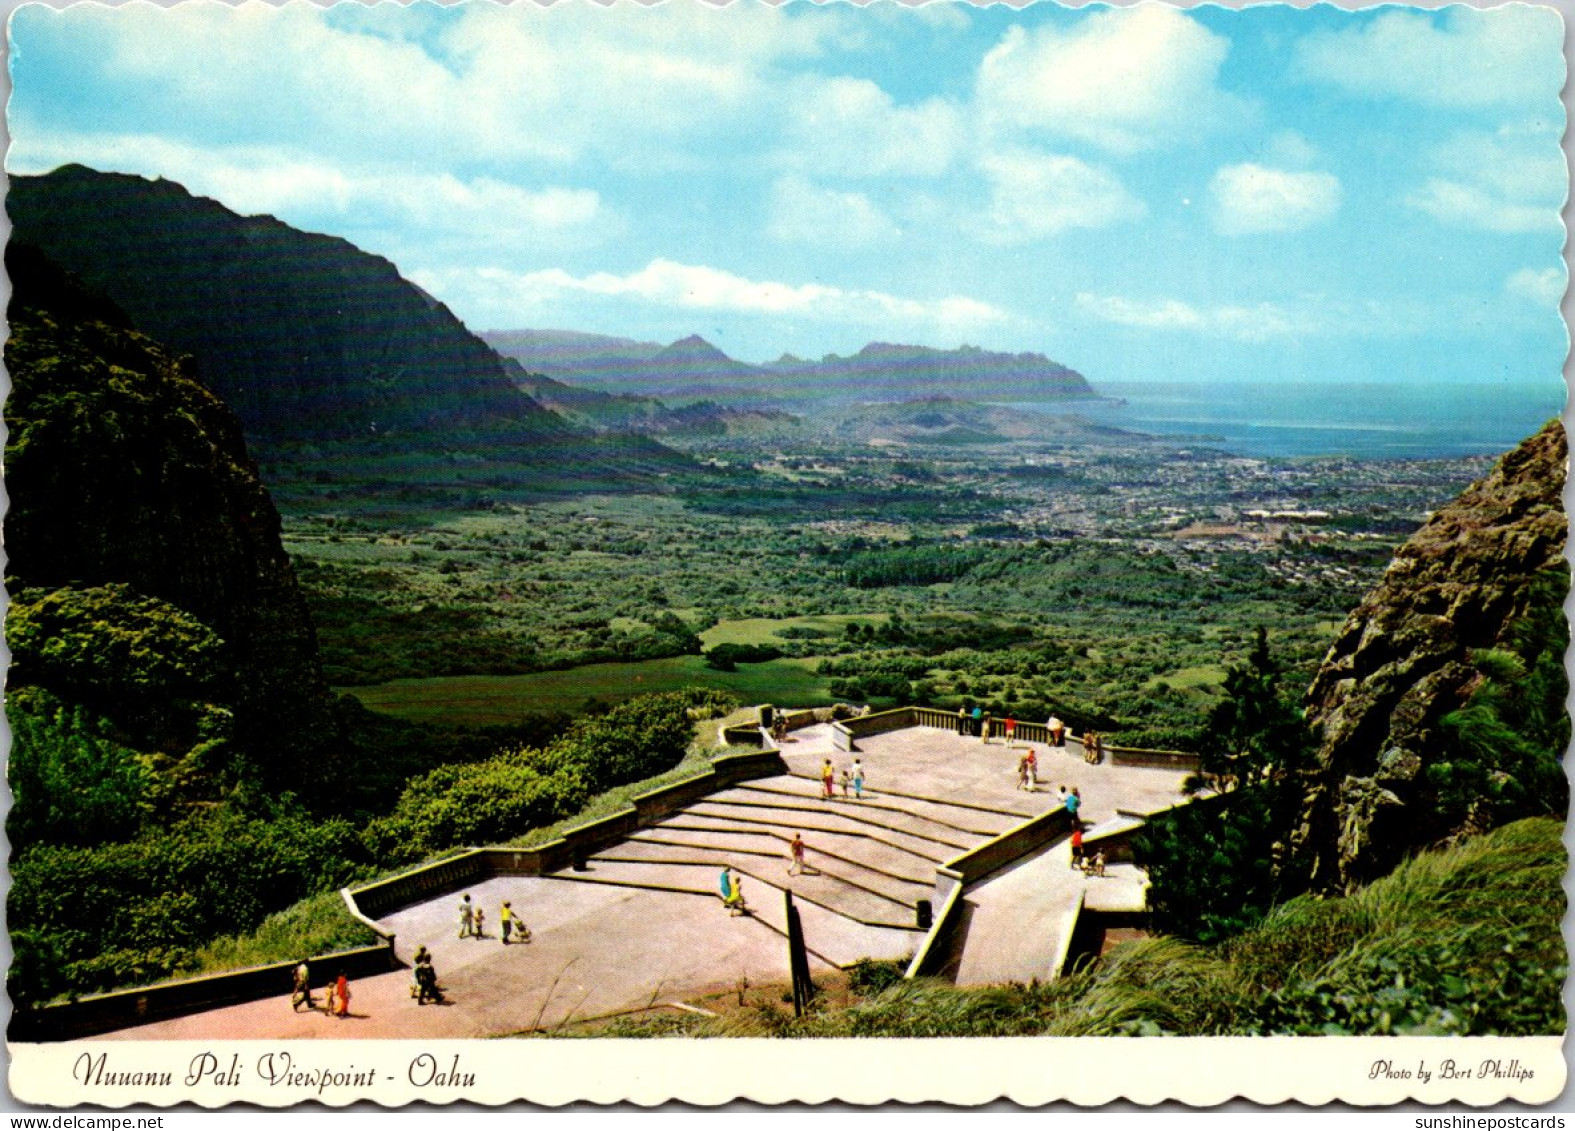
975;7;1248;154
16;2;847;173
1210;163;1342;236
1075;293;1306;342
978;150;1145;242
778;76;965;178
1295;7;1563;109
1264;130;1320;168
1403;127;1565;234
1506;267;1566;308
767;176;900;248
7;130;611;257
413;260;1009;337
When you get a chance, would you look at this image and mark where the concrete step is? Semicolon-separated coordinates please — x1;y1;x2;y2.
647;819;942;879
664;806;955;863
597;838;932;915
740;777;1031;833
689;796;977;852
613;831;935;901
562;855;924;931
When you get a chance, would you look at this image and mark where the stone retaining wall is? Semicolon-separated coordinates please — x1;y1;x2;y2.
11;942;399;1043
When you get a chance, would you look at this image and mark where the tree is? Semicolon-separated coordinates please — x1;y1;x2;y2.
1135;628;1314;943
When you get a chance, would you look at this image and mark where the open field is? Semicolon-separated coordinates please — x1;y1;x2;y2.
343;655;834;726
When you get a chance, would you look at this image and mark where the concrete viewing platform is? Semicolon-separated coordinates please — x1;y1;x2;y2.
97;714;1200;1040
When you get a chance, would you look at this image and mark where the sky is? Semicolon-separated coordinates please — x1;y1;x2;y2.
5;1;1570;396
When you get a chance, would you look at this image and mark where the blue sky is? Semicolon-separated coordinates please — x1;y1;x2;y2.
6;1;1569;396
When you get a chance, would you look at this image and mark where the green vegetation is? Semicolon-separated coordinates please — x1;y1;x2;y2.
365;689;734;865
1430;566;1570;833
9;802;368;1006
1134;628;1317;943
344;657;828;727
576;818;1566;1038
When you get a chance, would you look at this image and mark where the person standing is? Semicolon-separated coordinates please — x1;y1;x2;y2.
956;706;968;735
840;767;852;799
1070;825;1084;870
500;901;517;944
1025;748;1038;790
1066;787;1081;824
971;706;982;737
1004;716;1016;743
458;894;474;939
981;713;993;744
333;973;351;1020
472;906;486;940
1047;715;1065;747
852;758;865;800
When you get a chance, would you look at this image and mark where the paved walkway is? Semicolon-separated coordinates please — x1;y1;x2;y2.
98;721;1195;1040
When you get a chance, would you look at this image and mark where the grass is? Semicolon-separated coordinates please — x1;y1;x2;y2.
701;613;891;648
343;656;834;726
1143;664;1226;692
183;890;380;978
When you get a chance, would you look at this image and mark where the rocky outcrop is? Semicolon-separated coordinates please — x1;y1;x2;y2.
1290;420;1568;891
4;243;342;790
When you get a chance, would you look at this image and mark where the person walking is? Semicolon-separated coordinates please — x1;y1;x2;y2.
1004;716;1016;743
458;894;474;939
332;973;351;1020
415;948;443;1005
821;759;836;800
472;906;486;940
852;758;865;800
1065;787;1081;824
291;961;314;1012
500;901;518;944
1070;824;1085;870
787;833;807;876
840;767;852;799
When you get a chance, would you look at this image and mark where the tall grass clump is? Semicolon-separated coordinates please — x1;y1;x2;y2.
1223;817;1565;1035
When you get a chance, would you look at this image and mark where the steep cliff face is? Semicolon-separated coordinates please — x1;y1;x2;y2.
8;165;572;446
1291;420;1568;891
4;243;341;792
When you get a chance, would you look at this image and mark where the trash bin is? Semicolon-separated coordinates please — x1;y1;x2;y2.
759;704;775;730
915;899;933;930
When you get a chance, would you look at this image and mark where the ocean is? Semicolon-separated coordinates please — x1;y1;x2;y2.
1011;379;1568;461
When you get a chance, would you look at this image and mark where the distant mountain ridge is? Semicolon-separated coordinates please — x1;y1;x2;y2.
484;328;1097;407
